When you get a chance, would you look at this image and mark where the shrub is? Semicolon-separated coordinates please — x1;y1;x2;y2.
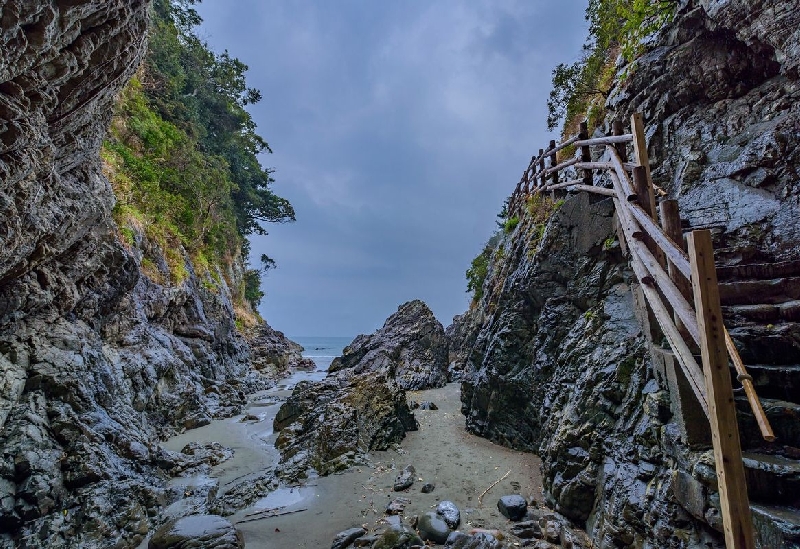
503;216;520;234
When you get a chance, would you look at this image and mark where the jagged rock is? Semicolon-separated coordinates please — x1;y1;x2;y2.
393;465;416;491
509;520;542;539
246;322;316;376
273;371;417;480
148;515;244;549
445;531;504;549
421;483;435;493
386;497;411;515
0;2;275;547
497;495;527;521
329;300;449;390
418;511;452;544
331;527;367;549
436;500;461;529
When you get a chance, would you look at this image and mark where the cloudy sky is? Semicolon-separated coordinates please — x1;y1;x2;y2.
195;1;589;337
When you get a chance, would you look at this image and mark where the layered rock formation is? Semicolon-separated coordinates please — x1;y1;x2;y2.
273;300;449;479
330;300;450;390
456;1;800;548
0;3;294;547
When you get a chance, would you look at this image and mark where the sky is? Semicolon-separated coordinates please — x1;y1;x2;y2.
195;1;589;338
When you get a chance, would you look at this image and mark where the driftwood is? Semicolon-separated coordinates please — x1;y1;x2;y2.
478;469;510;506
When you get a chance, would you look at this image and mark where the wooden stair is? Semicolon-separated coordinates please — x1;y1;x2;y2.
718;259;800;547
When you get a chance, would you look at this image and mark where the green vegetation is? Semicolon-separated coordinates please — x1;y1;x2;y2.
547;0;676;134
503;215;520;234
104;0;294;309
466;243;491;303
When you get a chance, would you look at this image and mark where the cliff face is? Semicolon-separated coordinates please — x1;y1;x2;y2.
0;2;270;547
457;1;800;548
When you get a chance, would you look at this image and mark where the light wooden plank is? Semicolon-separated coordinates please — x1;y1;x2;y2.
724;329;775;442
627;237;701;346
566;184;615;196
688;230;755;549
626;201;692;279
545;157;579;175
574;134;634;148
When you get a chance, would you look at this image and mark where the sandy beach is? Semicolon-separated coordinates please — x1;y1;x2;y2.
225;382;543;548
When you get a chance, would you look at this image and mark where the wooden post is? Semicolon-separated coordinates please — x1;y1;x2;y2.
633;166;666;267
549;140;558;185
539;148;546;188
688;230;755;549
631;112;659;229
612;119;628;162
660;199;693;338
579;121;592;186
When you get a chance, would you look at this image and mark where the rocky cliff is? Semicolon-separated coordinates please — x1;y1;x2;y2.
456;1;800;548
0;3;292;547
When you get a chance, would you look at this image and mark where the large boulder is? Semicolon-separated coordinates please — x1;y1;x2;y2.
330;300;449;390
273;368;418;480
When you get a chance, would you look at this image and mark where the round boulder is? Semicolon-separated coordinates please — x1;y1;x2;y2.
149;515;243;549
497;495;528;521
418;511;452;544
436;500;460;529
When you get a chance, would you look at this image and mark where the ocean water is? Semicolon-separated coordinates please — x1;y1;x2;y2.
291;336;354;371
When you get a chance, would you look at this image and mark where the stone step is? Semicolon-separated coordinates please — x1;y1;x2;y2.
751;503;800;549
737;397;800;451
723;301;800;324
731;364;800;403
718;277;800;306
728;322;800;366
716;259;800;283
742;452;800;506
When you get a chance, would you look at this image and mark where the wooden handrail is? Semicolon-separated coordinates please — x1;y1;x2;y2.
574;134;633;147
724;330;776;442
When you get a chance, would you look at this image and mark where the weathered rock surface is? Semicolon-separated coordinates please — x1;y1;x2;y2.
418;511;452;543
273;369;418;479
0;2;292;547
148;515;244;549
246;321;315;376
330;300;449;390
457;1;800;548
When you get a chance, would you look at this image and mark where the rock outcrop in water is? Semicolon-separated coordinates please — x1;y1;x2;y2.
330;300;450;390
0;2;298;547
455;1;800;548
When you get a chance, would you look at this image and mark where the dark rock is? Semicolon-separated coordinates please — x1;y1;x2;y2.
246;322;316;376
329;300;449;390
418;401;438;410
420;483;435;493
386;497;411;515
436;500;460;528
180;442;234;467
444;531;504;549
273;370;417;480
417;511;452;544
510;520;542;539
372;524;424;549
497;495;527;521
331;527;367;549
148;515;244;549
393;465;416;491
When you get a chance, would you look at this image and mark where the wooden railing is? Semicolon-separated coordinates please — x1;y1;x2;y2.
507;113;771;549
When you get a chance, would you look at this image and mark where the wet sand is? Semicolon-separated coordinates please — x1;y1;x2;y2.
233;382;543;548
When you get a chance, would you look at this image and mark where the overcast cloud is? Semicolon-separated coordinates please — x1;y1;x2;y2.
195;1;589;337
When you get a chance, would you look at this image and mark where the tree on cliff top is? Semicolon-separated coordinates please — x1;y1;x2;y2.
547;0;676;133
104;0;293;310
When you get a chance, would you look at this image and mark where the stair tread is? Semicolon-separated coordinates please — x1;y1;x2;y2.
717;259;800;282
743;452;800;472
718;277;800;305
